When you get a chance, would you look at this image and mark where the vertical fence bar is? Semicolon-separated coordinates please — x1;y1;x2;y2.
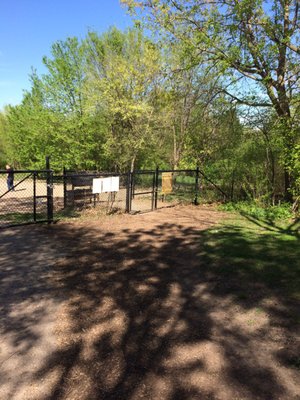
151;171;156;210
33;172;37;222
63;166;67;209
194;166;200;205
154;166;159;210
46;157;53;223
131;172;135;200
126;171;132;213
131;173;135;200
47;171;54;223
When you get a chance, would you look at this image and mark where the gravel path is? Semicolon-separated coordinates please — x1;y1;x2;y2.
0;205;299;400
0;225;63;400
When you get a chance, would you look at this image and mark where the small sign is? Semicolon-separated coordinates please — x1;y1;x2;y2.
162;172;173;194
93;177;120;194
93;178;104;194
110;176;119;192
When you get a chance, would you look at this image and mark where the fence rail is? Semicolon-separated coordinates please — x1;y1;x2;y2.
0;169;53;228
0;165;226;227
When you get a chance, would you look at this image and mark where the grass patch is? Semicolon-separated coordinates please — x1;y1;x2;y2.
200;212;300;302
161;190;195;204
0;212;47;224
55;207;81;220
55;205;124;222
219;201;294;221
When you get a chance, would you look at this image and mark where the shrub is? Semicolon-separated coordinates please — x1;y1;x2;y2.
219;201;293;221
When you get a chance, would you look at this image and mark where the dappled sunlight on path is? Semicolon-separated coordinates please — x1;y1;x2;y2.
0;205;299;399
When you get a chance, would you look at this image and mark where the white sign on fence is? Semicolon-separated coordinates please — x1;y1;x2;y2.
92;177;119;194
92;178;104;194
110;176;119;192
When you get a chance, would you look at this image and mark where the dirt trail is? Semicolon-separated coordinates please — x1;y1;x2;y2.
0;225;63;399
0;205;299;400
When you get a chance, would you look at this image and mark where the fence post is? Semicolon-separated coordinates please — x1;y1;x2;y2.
126;171;132;213
63;166;67;209
46;156;53;223
154;166;159;209
33;172;37;222
151;171;156;210
194;165;200;205
131;173;135;200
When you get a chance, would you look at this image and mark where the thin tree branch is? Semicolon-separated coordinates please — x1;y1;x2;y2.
223;89;273;107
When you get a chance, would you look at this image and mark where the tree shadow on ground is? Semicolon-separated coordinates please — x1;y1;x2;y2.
239;211;300;238
43;220;300;399
0;215;299;400
0;225;63;399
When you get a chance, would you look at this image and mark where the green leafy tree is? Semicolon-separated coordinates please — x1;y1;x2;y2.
158;42;223;169
84;27;161;171
122;0;300;200
6;76;54;168
7;39;107;170
0;109;11;167
42;37;86;116
41;37;107;170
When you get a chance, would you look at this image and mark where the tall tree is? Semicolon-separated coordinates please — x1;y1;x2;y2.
0;109;10;167
6;75;54;168
84;27;161;171
42;37;85;116
158;42;222;169
122;0;300;200
7;38;107;170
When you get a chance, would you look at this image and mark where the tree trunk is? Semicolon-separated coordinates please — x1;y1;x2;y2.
284;170;293;203
173;125;178;170
130;155;136;173
281;118;294;203
230;170;235;202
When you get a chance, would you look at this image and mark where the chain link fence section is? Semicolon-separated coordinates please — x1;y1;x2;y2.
198;169;229;203
0;170;52;228
130;171;156;213
59;168;226;216
61;171;128;215
154;169;199;209
0;165;228;227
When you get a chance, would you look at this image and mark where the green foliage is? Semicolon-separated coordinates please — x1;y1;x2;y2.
0;110;11;167
219;201;293;221
288;144;300;196
123;0;300;198
84;27;162;171
6;40;108;171
2;11;299;204
201;215;300;301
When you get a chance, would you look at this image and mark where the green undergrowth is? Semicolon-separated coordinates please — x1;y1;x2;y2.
0;212;47;224
219;201;294;221
202;210;300;302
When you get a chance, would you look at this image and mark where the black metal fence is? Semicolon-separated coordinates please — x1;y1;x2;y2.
0;165;227;228
62;169;129;213
0;169;53;228
155;168;199;209
130;170;156;213
60;166;226;214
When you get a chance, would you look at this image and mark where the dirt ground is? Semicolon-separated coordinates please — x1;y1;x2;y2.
0;205;299;400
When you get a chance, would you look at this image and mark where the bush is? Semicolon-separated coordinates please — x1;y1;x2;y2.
219;201;293;221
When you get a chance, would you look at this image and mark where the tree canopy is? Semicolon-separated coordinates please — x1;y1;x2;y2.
122;0;300;199
0;3;299;204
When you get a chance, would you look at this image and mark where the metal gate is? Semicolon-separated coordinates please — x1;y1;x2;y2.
62;170;128;213
129;170;156;213
0;169;53;228
155;169;200;209
58;168;201;215
128;168;200;213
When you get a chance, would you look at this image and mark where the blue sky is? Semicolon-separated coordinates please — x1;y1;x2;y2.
0;0;132;110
